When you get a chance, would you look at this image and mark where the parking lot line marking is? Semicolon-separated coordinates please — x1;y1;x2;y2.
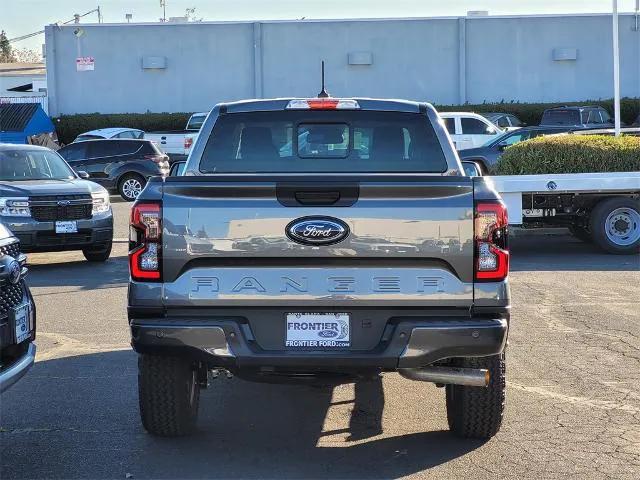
508;382;640;414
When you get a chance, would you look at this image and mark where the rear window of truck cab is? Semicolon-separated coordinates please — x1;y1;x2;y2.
541;109;581;125
199;110;448;173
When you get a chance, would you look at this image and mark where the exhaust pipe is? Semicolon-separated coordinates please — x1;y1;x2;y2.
398;366;490;387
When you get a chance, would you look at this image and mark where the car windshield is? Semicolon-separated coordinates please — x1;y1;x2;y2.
200;110;448;173
0;149;76;181
483;130;512;146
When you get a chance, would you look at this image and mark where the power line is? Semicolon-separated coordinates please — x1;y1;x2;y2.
8;7;102;43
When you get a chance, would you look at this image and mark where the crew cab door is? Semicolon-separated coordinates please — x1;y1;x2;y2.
459;117;500;149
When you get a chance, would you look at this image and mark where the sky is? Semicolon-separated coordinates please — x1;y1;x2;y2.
1;0;635;52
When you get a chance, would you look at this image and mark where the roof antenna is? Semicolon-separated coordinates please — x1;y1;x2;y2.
317;61;330;98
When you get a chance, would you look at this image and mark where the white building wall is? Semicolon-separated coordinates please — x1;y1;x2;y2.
44;14;640;116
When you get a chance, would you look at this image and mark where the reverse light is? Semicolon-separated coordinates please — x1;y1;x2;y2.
0;197;31;217
129;202;161;281
91;190;111;215
474;202;509;282
286;99;360;110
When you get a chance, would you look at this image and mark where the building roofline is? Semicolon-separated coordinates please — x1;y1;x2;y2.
47;11;637;29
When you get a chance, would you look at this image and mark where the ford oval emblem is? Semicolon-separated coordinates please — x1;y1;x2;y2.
318;330;338;338
8;260;21;285
286;216;349;246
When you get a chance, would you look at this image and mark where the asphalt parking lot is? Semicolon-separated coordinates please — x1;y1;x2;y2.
1;199;639;480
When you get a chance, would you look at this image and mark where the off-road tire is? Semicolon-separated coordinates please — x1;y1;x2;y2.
138;354;200;437
568;225;592;243
589;197;640;255
118;173;146;202
82;241;112;262
446;353;505;439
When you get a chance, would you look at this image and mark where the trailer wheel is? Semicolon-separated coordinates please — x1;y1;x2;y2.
589;197;640;254
568;225;592;243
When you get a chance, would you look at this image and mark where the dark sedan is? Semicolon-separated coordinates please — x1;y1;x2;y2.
458;126;574;172
57;139;169;201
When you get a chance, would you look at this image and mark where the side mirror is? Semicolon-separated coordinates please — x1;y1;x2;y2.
76;170;90;179
461;160;483;177
169;161;187;177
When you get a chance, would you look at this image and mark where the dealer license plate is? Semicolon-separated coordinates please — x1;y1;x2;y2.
285;313;350;348
13;304;30;344
55;221;78;234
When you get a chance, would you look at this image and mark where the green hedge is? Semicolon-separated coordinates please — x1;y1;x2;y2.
52;97;640;145
435;97;639;127
495;134;640;175
53;112;191;145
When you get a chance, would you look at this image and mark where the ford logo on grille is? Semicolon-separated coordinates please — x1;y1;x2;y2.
286;216;349;246
57;200;71;206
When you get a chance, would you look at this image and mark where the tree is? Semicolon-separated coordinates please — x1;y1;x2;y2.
185;7;203;22
0;30;16;62
13;47;42;63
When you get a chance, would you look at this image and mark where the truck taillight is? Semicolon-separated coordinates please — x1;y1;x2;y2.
184;137;193;149
285;99;360;110
129;202;161;281
474;201;509;282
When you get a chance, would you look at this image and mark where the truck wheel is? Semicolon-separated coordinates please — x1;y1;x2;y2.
568;225;592;243
589;197;640;254
446;353;505;439
138;354;200;437
118;173;146;201
82;241;112;262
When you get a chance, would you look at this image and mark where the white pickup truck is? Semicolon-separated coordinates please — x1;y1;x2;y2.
146;112;208;161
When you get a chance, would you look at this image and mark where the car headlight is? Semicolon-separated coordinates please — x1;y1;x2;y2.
91;190;111;215
0;197;31;217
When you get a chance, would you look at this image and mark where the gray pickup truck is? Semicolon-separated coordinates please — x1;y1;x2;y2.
128;98;510;439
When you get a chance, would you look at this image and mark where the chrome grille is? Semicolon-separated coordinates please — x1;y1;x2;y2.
0;283;24;316
0;240;20;259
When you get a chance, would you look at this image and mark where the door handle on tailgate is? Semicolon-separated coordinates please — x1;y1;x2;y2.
276;183;359;207
294;191;340;205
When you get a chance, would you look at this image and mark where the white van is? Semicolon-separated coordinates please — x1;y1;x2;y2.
439;112;502;150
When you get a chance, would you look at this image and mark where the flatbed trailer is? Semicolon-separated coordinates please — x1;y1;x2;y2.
488;172;640;254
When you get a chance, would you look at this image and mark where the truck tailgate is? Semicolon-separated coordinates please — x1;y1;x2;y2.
161;176;475;308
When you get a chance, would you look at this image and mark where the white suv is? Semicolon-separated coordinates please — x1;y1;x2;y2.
439;112;502;150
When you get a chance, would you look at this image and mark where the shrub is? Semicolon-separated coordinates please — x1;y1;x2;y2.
52;112;191;144
495;134;640;175
51;97;640;145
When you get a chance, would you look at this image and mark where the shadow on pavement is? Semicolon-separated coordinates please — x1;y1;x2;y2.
0;350;484;479
25;254;129;290
510;235;639;272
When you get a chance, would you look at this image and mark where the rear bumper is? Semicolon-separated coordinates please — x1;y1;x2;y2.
130;316;508;371
0;342;36;393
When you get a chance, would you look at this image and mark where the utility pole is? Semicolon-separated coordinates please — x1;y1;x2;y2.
160;0;167;22
612;0;621;136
